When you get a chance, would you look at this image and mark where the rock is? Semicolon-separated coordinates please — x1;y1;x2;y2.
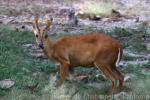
74;75;88;82
22;44;34;48
30;52;47;59
124;74;138;82
113;92;128;100
0;79;15;89
124;75;131;82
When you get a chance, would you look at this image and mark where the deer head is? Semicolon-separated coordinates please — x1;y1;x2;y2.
32;16;53;49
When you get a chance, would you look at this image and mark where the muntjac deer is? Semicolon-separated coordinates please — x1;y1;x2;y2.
32;17;124;95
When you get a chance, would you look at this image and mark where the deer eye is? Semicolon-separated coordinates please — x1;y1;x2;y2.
35;34;38;38
45;34;48;38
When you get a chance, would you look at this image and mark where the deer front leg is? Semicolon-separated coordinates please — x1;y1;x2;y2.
60;62;70;85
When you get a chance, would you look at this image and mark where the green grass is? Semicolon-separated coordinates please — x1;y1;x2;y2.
108;27;148;52
0;25;105;100
0;25;150;100
0;25;56;99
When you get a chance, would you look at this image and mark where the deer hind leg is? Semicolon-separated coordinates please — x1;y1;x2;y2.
94;62;118;95
111;65;124;92
60;63;70;85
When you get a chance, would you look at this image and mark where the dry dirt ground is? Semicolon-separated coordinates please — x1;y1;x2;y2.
0;0;150;33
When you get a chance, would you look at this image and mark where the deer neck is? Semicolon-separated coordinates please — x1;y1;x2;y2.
43;37;54;57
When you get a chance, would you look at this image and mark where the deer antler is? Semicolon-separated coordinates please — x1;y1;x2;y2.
43;16;53;32
33;16;40;32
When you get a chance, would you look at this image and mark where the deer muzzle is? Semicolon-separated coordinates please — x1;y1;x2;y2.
38;43;44;49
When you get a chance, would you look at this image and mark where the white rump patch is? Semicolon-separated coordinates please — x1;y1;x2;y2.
116;48;121;67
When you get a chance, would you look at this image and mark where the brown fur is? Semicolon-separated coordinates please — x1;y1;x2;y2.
32;18;124;95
